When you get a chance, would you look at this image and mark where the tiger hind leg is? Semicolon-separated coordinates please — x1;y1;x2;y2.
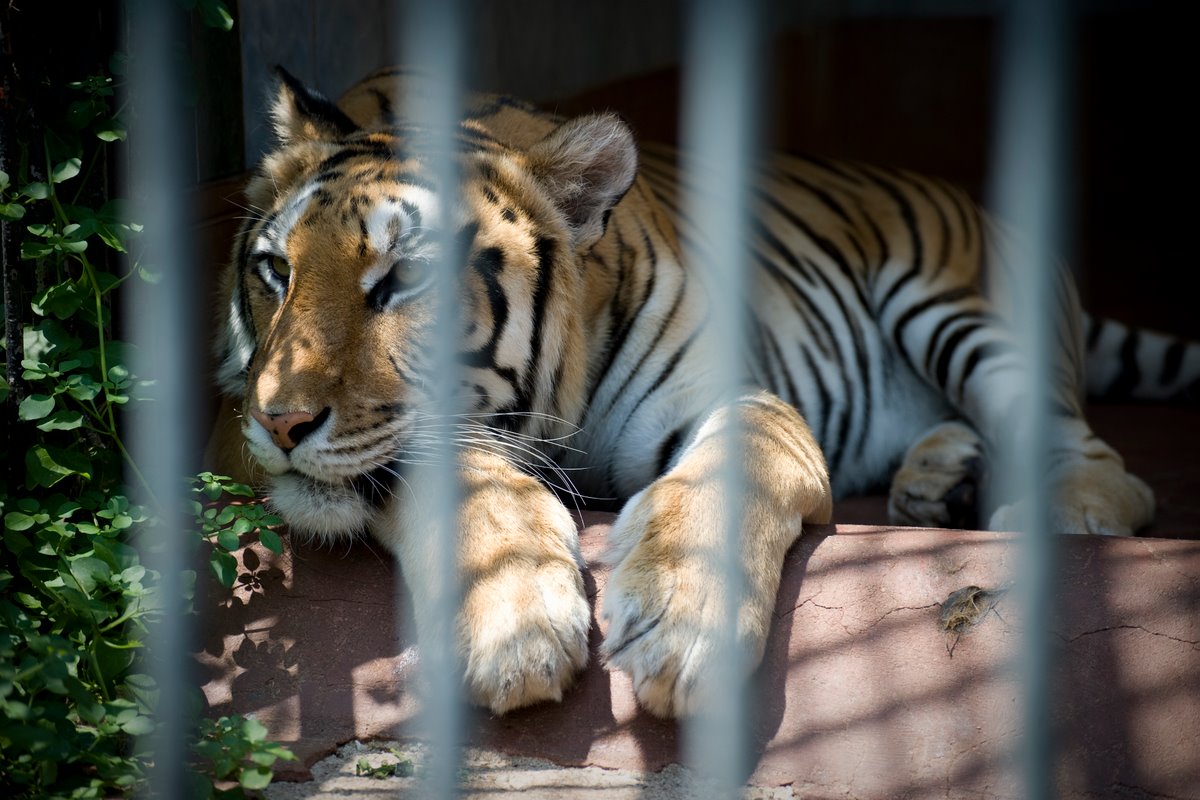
986;417;1155;536
888;420;987;529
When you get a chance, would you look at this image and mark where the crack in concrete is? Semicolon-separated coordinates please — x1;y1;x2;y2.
1109;782;1198;800
1064;625;1200;648
861;602;941;631
775;595;845;621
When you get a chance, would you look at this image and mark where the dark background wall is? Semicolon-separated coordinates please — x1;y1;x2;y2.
221;1;1193;342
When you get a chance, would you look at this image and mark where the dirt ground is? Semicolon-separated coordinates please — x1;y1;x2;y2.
263;740;799;800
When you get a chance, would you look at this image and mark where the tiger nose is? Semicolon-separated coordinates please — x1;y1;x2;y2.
250;408;330;451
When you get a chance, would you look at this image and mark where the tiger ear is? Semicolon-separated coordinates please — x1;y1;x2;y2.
528;113;637;250
270;66;359;145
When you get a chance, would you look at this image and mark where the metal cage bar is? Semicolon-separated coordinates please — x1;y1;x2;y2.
989;1;1067;797
395;1;471;797
679;0;761;794
126;6;200;799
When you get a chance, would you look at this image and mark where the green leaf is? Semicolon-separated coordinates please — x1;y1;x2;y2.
66;375;101;402
20;240;55;260
21;182;50;199
231;517;254;536
70;557;112;593
120;565;146;583
239;766;273;790
26;445;91;488
198;0;235;31
242;716;269;742
0;202;24;220
18;394;56;421
258;529;283;554
210;550;238;588
32;281;86;319
67;99;99;130
36;410;84;432
77;699;105;725
0;168;8;190
216;529;240;552
119;714;155;736
5;512;36;532
95;120;127;142
51;158;82;184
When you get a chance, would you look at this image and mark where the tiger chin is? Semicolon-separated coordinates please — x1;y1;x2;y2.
206;65;1198;719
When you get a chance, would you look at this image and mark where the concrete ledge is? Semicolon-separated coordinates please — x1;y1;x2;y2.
197;514;1200;798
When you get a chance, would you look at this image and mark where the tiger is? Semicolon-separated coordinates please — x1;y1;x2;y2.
206;65;1200;718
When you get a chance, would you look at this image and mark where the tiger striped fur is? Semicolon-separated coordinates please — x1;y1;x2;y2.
207;67;1200;717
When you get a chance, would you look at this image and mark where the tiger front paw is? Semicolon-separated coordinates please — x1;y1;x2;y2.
459;554;591;715
599;485;774;718
602;556;734;718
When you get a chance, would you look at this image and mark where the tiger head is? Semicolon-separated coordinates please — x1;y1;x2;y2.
215;69;637;539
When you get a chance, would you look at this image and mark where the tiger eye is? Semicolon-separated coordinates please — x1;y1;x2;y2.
393;259;430;290
269;255;291;281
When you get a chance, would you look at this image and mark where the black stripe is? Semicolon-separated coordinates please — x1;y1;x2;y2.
946;185;975;255
935;321;986;390
753;251;837;360
519;237;557;409
1161;339;1186;385
369;88;397;124
589;223;659;407
799;345;833;453
756;189;872;312
858;202;890;281
760;324;799;408
791;153;867;186
924;309;990;376
625;330;700;421
460;245;513;378
776;167;855;226
753;219;820;288
891;286;976;376
314;143;397;174
1107;328;1141;398
864;168;926;313
958;341;1008;400
888;169;950;274
656;427;687;476
603;258;688;418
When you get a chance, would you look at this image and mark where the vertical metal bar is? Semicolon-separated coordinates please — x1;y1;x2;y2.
395;1;470;797
126;5;196;800
990;1;1067;798
680;0;760;795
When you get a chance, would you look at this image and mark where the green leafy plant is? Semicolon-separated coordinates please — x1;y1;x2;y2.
190;715;297;798
1;61;163;797
1;2;293;796
190;473;284;589
355;748;417;780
